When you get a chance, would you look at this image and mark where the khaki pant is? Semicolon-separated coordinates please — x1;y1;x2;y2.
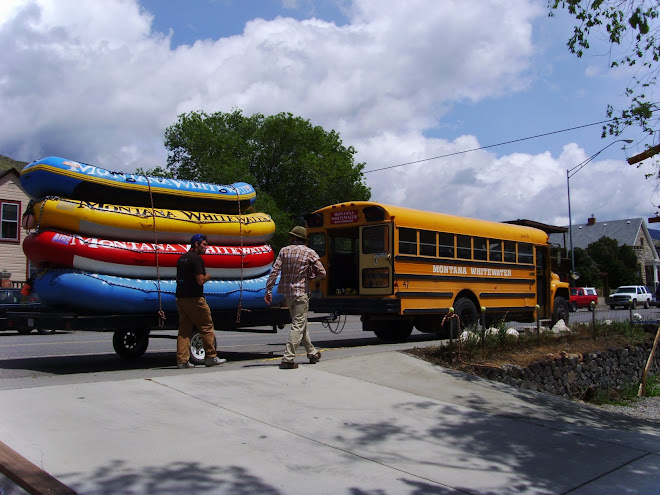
176;297;217;364
282;294;317;363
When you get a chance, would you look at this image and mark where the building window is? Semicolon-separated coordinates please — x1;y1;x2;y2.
0;201;19;241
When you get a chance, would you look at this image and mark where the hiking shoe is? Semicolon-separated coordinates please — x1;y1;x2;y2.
177;361;195;369
204;356;227;367
308;352;322;364
279;361;299;369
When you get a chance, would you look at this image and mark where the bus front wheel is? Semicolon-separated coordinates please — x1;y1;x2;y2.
552;297;570;326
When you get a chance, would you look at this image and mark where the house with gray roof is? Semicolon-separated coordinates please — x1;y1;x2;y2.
548;216;660;287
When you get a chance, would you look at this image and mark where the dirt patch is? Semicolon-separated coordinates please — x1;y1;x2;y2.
405;329;658;373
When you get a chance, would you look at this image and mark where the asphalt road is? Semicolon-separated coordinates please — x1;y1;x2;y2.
0;315;440;389
1;306;657;390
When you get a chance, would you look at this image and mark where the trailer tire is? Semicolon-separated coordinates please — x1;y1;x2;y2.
189;328;217;365
16;328;33;335
113;329;149;359
37;328;55;335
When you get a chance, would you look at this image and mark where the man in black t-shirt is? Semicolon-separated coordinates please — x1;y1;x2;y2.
175;234;226;368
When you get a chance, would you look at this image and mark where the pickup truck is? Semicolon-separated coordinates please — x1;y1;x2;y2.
569;287;598;312
606;285;653;310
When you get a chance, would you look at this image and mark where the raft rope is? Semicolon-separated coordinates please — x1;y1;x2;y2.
145;176;166;328
235;185;247;324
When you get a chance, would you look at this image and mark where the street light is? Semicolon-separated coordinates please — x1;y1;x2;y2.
567;139;633;281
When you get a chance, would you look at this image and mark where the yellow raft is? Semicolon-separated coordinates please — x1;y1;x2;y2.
25;197;275;245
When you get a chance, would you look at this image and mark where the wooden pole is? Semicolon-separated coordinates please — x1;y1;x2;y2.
638;325;660;397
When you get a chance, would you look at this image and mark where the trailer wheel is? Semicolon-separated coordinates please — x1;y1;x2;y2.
37;328;55;335
113;329;149;359
189;328;217;365
16;328;33;335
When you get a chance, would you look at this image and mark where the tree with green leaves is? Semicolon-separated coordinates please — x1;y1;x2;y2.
152;110;371;250
585;236;642;288
572;247;601;286
548;1;659;146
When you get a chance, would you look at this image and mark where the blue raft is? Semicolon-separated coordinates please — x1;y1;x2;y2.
33;269;283;314
21;156;257;214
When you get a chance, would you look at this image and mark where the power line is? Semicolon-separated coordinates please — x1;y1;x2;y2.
363;118;615;174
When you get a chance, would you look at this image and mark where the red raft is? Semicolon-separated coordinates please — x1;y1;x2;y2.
24;229;274;280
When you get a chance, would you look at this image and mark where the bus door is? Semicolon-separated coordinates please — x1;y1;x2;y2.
359;224;393;295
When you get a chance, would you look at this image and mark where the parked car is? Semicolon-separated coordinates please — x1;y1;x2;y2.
0;287;52;334
569;287;598;312
605;285;653;310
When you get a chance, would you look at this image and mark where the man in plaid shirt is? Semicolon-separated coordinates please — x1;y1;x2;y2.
265;226;326;369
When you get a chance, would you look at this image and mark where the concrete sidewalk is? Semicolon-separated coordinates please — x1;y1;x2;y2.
1;351;659;494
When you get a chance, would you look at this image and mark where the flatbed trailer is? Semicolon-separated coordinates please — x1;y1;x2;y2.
5;307;300;364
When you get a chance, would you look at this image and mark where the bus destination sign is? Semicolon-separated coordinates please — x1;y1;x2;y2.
330;209;358;224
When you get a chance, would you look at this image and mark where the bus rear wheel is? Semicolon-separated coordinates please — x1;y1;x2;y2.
373;320;413;343
453;297;479;330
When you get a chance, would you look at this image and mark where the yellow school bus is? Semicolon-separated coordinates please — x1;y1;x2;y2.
306;201;570;341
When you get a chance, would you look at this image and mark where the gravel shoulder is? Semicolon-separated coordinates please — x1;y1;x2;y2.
587;396;660;422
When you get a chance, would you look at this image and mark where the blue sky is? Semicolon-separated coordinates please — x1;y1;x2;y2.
0;0;656;226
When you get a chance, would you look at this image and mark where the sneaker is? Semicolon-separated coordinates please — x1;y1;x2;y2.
308;352;322;364
177;361;195;369
204;356;227;367
279;361;299;369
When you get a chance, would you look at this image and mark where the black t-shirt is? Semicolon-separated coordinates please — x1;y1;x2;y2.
176;250;206;298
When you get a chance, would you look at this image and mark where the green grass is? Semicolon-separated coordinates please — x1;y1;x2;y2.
588;374;660;405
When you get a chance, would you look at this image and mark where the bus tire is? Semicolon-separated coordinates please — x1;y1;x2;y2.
113;329;149;359
189;328;217;365
373;320;413;343
552;297;570;326
453;297;479;329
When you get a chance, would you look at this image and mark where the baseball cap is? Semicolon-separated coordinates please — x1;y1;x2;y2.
190;234;207;245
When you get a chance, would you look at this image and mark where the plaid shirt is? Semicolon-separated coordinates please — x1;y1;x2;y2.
266;242;326;299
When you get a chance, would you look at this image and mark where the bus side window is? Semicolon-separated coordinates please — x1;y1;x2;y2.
457;235;471;259
419;230;436;257
503;241;516;263
518;243;534;264
399;228;417;255
473;237;487;261
438;232;454;258
489;239;502;262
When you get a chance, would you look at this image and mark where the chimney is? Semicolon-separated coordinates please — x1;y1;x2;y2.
587;215;596;226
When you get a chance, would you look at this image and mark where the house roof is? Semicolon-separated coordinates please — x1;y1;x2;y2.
548;218;659;262
0;168;20;182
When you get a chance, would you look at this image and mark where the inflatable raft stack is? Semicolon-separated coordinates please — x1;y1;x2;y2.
20;156;283;314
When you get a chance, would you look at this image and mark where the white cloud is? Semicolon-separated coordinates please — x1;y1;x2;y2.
0;0;654;225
